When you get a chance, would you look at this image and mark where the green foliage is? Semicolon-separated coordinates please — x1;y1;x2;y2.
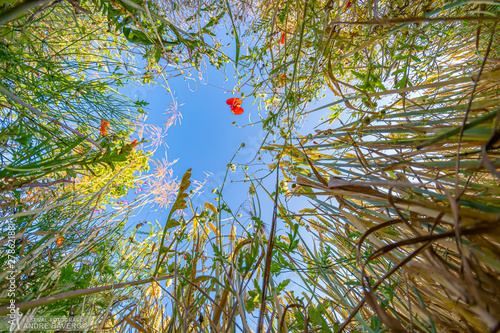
2;0;500;332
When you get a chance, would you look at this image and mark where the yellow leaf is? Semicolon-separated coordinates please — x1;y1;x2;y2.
209;222;217;234
205;202;218;215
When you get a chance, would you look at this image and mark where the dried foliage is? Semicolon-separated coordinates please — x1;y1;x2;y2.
1;0;500;332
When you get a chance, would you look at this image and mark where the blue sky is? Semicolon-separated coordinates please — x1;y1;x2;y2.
123;45;339;226
130;62;269;211
116;40;348;329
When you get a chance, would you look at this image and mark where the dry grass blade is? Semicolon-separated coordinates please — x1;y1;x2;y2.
257;161;281;333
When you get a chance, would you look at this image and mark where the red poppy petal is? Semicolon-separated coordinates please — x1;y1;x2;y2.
226;98;243;107
280;32;285;45
231;106;244;115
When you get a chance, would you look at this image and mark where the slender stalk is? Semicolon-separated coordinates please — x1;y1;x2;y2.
0;84;104;152
0;0;50;26
257;159;280;333
0;274;174;315
329;16;500;26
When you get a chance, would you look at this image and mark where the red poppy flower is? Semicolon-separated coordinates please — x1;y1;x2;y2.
131;139;139;148
345;1;352;10
226;98;244;115
226;98;243;107
280;32;285;45
231;105;244;115
100;120;110;136
56;236;64;246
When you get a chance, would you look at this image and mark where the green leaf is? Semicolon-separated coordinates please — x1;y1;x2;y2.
308;305;331;332
153;169;192;276
352;71;365;81
276;279;290;293
224;0;240;68
165;219;180;230
154;47;162;63
159;246;174;254
123;27;153;45
202;12;224;30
